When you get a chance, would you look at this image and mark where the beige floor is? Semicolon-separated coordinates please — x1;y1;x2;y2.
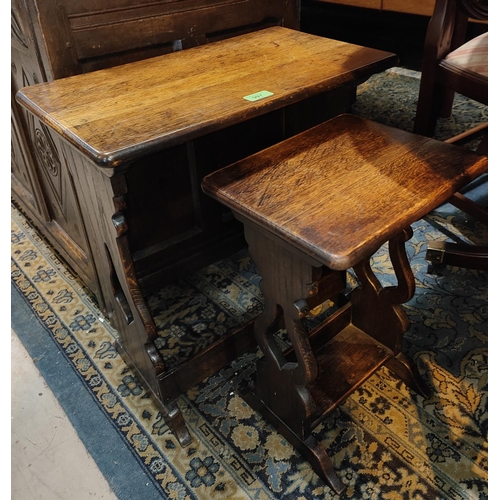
11;329;118;500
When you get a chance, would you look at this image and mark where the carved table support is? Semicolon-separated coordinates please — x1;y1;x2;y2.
242;222;347;493
62;143;193;447
110;191;193;447
238;220;428;495
350;227;430;397
244;223;321;436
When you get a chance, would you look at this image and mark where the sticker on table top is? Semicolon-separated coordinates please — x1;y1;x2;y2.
243;90;274;102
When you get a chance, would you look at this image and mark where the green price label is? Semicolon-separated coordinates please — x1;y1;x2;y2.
243;90;274;102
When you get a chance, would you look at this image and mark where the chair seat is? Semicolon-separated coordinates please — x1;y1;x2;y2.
441;32;488;81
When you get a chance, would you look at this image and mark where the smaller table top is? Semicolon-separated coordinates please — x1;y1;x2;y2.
202;114;488;270
16;27;397;168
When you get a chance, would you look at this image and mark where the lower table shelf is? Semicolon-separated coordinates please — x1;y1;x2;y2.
308;324;392;429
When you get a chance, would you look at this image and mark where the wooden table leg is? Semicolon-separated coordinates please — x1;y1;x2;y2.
64;152;194;446
114;339;192;447
350;227;430;398
240;385;347;495
238;224;429;494
242;223;347;494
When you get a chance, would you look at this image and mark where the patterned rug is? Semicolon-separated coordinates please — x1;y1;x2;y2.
11;68;487;499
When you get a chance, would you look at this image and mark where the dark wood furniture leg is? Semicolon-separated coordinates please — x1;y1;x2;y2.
61;145;194;446
241;222;347;494
238;220;427;494
62;141;264;448
350;228;430;398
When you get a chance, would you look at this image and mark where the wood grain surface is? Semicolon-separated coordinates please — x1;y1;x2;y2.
16;27;397;167
202;114;488;270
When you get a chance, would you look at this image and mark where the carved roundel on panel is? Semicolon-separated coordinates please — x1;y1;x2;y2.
27;111;63;208
34;124;61;177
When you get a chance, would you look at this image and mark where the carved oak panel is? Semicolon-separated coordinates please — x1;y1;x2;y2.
11;0;98;295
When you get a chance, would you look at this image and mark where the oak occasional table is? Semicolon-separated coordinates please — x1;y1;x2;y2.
16;27;398;446
202;114;488;494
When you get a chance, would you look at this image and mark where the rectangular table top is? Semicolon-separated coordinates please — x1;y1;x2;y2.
16;27;397;168
202;114;488;270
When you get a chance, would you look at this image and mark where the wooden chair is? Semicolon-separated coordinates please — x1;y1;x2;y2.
413;0;488;270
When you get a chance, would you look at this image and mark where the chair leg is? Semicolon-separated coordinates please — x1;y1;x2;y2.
438;87;455;118
414;81;444;137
